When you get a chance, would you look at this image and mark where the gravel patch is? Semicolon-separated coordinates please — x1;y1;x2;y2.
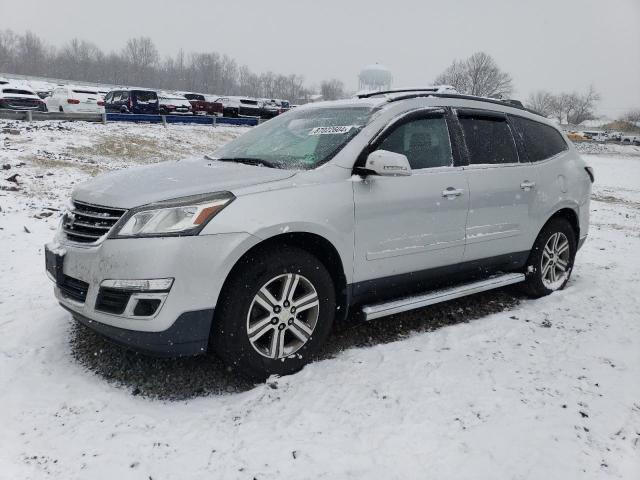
69;287;521;400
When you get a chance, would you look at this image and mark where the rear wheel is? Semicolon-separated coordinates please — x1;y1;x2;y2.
212;246;335;380
522;218;577;298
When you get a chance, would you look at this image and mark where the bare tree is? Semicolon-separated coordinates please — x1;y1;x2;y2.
0;29;18;72
566;85;600;124
621;109;640;124
123;37;159;86
320;79;345;100
0;28;325;102
530;87;601;124
435;52;513;98
16;31;48;76
526;90;555;116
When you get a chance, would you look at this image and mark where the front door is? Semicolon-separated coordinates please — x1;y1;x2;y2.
353;112;469;297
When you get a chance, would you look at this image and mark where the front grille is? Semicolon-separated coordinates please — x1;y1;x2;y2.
58;275;89;303
63;201;126;244
95;287;131;314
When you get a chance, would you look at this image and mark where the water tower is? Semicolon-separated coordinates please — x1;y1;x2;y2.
358;63;392;92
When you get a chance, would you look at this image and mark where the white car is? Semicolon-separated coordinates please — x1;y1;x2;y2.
158;92;192;115
45;86;105;114
0;84;46;111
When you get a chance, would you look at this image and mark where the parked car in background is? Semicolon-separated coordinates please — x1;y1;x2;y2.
104;89;159;114
259;98;292;119
565;131;585;142
45;86;105;114
177;92;223;116
0;84;46;111
621;134;639;145
607;131;622;141
158;92;192;115
47;89;593;379
237;97;262;117
214;96;262;118
213;97;240;117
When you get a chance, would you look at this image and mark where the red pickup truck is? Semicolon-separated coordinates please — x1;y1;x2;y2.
177;92;223;116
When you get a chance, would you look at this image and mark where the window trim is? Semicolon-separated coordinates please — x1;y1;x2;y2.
354;108;462;171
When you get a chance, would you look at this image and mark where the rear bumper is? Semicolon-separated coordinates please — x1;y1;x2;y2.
65;305;214;356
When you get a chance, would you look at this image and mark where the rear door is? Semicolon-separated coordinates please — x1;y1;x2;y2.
353;110;469;293
509;115;573;240
456;109;539;262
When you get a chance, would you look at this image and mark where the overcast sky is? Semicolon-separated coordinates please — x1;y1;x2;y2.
1;0;638;116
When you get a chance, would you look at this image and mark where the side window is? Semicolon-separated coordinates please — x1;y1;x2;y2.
376;116;453;170
104;92;113;103
459;115;519;165
510;116;568;162
121;91;129;102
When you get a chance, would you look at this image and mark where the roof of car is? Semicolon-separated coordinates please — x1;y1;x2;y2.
1;83;38;94
107;87;157;93
301;89;549;123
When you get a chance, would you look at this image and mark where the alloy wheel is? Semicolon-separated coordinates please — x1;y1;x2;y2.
540;232;571;290
246;273;320;359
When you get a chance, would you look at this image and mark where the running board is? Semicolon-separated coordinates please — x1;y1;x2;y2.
361;273;525;321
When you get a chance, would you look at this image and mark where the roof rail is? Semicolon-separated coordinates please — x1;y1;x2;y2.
356;85;457;99
356;88;546;118
385;91;546;116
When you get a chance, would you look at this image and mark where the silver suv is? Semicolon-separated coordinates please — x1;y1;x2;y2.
46;88;593;379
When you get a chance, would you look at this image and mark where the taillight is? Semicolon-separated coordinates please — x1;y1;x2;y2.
97;100;105;106
67;99;80;104
585;166;595;183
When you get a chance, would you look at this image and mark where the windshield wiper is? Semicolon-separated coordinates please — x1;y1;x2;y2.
209;156;278;169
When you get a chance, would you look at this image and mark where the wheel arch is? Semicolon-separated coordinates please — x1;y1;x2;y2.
541;207;580;242
217;231;350;325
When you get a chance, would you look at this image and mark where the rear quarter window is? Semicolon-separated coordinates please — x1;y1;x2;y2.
510;116;568;162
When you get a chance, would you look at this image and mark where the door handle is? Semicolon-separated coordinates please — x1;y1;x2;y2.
520;181;536;191
442;187;464;198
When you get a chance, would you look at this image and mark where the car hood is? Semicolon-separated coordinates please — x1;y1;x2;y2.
73;157;296;209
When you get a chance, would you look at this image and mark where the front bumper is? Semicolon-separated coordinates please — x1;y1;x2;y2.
48;232;255;355
66;305;214;356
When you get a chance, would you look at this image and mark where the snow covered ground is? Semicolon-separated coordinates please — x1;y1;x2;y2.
1;122;639;479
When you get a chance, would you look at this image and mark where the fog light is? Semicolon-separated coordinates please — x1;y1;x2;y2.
133;298;162;317
100;278;173;291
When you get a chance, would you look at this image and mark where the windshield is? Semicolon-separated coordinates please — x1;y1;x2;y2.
212;106;373;169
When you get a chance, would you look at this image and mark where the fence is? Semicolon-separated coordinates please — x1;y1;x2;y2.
0;109;259;127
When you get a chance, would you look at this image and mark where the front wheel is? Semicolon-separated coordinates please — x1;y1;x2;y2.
212;246;335;380
521;218;577;298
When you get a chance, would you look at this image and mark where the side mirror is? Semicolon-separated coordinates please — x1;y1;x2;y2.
364;150;412;176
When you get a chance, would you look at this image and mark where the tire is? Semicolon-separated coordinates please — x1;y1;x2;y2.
212;246;336;380
521;218;577;298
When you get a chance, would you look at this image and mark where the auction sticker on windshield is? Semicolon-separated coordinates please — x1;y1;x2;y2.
308;125;353;135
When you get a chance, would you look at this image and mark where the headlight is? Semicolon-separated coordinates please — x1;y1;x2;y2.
112;192;234;238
